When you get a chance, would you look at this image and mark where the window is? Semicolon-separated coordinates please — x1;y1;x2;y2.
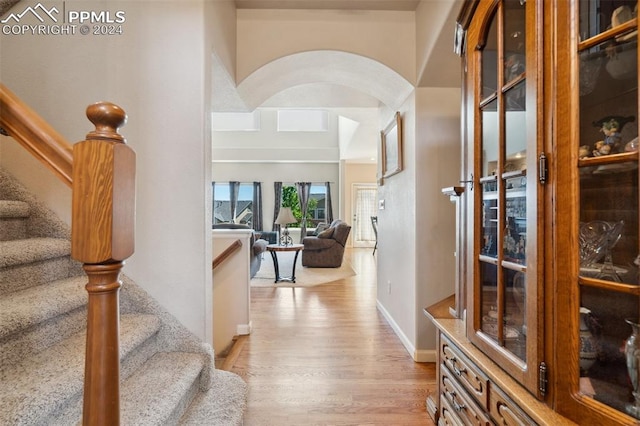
309;184;327;225
213;182;254;226
280;183;327;227
211;111;260;131
277;109;328;132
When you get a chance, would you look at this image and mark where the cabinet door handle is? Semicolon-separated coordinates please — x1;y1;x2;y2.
451;358;467;377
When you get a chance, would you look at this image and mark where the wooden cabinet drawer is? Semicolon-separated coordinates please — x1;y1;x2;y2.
441;335;490;409
441;366;493;426
439;393;465;426
489;384;536;426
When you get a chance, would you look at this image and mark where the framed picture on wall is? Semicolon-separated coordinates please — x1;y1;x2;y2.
381;111;403;178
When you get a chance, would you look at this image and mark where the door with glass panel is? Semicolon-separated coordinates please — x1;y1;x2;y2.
466;0;545;396
352;184;377;248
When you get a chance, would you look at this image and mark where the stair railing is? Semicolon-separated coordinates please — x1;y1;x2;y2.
0;83;134;426
0;84;73;186
212;239;243;270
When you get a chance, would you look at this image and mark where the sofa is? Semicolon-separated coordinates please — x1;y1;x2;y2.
301;220;351;268
212;223;268;278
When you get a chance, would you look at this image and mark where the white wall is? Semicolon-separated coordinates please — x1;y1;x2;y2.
414;87;461;359
375;96;418;358
1;0;228;343
212;229;252;354
236;9;416;84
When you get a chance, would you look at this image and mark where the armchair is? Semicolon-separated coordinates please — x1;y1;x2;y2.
301;220;351;268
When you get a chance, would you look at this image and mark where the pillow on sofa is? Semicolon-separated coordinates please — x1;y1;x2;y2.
317;227;335;239
314;222;329;235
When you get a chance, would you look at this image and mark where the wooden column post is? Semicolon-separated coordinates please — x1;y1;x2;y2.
71;102;135;426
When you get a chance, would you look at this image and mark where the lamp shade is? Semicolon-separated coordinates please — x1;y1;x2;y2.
275;207;296;225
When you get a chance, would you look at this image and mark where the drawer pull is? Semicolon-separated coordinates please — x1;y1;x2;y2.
445;390;466;413
451;358;466;377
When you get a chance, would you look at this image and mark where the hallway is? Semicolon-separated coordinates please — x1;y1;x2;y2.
225;248;436;425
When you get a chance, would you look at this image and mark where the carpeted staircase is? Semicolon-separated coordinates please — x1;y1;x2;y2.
0;168;247;425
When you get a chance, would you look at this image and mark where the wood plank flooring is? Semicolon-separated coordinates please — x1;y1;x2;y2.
222;248;437;425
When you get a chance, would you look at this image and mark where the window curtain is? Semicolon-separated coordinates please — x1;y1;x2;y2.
325;181;334;224
252;182;263;231
296;182;311;242
273;181;282;232
211;182;216;227
229;181;240;223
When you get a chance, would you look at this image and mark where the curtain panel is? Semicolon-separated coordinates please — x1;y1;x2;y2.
325;181;334;224
211;182;216;227
296;182;312;242
252;182;263;231
229;181;240;223
273;181;283;232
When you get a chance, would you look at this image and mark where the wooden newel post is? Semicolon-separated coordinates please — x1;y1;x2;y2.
71;102;135;426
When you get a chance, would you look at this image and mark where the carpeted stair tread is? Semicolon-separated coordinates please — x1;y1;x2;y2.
0;237;70;268
179;368;248;425
0;314;161;425
121;352;205;425
0;275;87;339
0;200;30;218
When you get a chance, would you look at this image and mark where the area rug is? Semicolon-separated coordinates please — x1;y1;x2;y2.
251;251;356;287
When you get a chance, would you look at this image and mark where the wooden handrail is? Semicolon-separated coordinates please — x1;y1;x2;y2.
213;239;243;269
0;83;73;186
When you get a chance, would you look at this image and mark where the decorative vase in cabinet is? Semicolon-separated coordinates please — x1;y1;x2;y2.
625;319;640;418
579;307;598;373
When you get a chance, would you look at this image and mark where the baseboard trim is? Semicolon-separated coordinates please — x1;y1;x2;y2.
376;300;417;360
376;301;437;363
414;349;437;363
237;321;252;335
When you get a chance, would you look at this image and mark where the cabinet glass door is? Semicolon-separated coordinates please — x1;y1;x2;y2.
468;0;543;396
576;0;639;419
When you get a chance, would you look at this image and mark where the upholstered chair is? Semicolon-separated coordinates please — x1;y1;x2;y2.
301;220;351;268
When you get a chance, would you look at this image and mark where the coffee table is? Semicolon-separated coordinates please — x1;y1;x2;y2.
266;244;304;283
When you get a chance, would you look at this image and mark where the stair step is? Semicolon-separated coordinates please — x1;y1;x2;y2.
0;238;82;294
0;201;30;241
179;368;248;425
0;238;70;268
121;352;205;425
0;313;161;426
0;275;87;340
0;200;30;218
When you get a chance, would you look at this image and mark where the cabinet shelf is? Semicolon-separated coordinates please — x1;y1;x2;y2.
579;276;640;295
578;151;638;167
479;254;498;265
578;19;638;52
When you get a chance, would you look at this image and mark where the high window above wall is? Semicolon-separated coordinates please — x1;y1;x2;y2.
277;109;329;132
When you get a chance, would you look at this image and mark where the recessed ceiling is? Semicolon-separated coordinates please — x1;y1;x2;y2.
235;0;420;11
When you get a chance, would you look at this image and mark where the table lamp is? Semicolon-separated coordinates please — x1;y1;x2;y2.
275;207;296;246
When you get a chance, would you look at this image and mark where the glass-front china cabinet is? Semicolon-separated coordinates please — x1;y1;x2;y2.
555;0;640;424
426;0;640;425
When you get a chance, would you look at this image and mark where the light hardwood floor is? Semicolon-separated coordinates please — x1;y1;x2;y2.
221;248;437;425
